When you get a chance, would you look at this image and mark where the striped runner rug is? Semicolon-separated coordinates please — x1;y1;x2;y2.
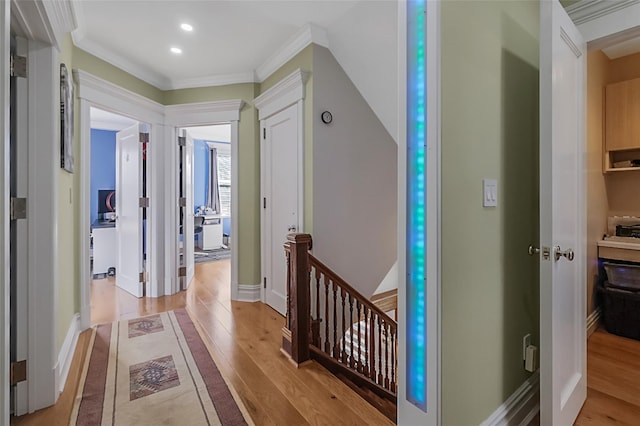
70;309;252;425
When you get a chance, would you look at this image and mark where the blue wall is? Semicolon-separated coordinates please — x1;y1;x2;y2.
91;129;117;223
193;139;209;211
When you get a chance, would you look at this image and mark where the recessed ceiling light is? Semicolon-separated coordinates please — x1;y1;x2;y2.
181;23;193;32
170;47;182;54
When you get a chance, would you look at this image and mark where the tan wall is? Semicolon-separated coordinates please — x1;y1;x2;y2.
586;51;610;316
605;52;640;216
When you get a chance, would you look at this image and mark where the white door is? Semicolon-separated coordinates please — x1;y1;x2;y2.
183;130;195;288
10;35;29;416
262;104;301;315
116;123;144;298
539;1;586;424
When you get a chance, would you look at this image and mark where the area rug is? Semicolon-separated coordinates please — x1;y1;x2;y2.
194;247;231;264
70;309;252;425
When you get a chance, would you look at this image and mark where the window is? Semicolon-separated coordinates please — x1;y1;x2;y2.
217;154;231;217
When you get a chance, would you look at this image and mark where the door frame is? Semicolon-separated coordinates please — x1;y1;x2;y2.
76;70;165;325
397;0;441;424
253;69;307;309
165;100;243;298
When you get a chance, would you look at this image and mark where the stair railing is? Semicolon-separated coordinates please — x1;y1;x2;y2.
281;233;397;397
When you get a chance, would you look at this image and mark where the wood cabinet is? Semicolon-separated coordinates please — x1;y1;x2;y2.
604;78;640;172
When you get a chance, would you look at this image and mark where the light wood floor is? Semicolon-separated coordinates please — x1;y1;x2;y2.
12;259;393;426
574;328;640;424
529;328;640;425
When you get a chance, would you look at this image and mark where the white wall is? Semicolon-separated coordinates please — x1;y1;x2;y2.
327;0;398;143
312;46;397;299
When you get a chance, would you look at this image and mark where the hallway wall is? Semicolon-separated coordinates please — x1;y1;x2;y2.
441;1;539;424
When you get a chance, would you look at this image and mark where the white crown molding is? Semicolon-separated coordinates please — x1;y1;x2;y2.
72;33;171;89
255;23;328;82
165;100;244;126
567;0;640;25
480;371;540;426
169;72;257;90
253;68;307;120
74;69;165;123
42;0;77;47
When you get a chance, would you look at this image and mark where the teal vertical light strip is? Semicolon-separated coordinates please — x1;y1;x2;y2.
406;0;427;412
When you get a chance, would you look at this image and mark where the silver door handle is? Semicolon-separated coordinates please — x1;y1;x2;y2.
288;225;297;232
528;245;540;256
554;246;574;262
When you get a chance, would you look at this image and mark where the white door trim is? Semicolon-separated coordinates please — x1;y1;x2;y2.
75;70;164;325
397;1;441;424
254;69;306;308
164;100;243;297
0;2;9;422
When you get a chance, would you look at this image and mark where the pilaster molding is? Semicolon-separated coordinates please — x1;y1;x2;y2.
253;69;307;120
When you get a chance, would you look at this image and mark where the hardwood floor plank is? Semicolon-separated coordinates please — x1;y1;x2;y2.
575;388;640;425
13;259;390;425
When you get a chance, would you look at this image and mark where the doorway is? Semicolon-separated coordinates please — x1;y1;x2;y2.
177;124;233;293
88;107;151;324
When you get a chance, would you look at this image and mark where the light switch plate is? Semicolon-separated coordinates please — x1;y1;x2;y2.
483;179;498;207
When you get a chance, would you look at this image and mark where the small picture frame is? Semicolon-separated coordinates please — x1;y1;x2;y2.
60;63;74;173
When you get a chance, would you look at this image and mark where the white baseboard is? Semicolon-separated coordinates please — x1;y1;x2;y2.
481;370;540;426
237;283;261;302
55;313;81;394
587;307;602;337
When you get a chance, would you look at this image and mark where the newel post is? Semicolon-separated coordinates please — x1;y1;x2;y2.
283;233;312;365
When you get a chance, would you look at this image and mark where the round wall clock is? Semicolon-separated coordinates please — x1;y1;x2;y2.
321;110;333;124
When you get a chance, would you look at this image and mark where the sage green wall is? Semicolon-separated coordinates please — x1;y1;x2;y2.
165;84;261;285
259;45;314;233
57;34;79;351
441;1;539;424
72;47;164;104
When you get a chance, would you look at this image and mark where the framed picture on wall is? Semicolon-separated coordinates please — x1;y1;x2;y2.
60;63;74;173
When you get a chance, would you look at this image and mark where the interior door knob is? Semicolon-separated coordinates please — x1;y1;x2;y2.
528;245;540;256
554;246;575;262
287;225;297;232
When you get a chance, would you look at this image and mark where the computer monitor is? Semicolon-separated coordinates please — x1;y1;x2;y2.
98;189;116;214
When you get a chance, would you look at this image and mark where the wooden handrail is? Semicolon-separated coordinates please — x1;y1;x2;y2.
282;233;397;402
308;253;397;332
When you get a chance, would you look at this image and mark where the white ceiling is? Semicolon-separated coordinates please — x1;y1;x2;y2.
72;0;362;90
72;0;399;141
90;107;137;131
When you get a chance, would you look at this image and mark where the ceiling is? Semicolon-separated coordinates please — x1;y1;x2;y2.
72;0;399;140
72;0;363;90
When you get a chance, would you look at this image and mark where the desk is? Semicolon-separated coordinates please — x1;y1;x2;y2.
92;220;116;274
196;216;223;250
